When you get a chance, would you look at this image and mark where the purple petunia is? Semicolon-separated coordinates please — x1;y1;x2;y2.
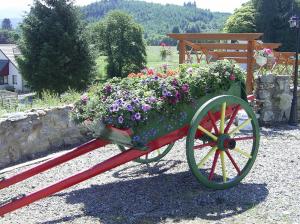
147;96;157;103
187;67;193;74
104;85;112;94
126;104;133;111
109;105;114;112
116;99;124;105
109;104;119;112
162;89;169;97
175;91;181;100
134;112;141;120
172;79;178;86
182;84;189;93
133;98;140;104
142;104;151;112
118;116;124;124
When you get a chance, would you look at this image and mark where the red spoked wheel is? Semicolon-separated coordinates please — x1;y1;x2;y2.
186;95;260;189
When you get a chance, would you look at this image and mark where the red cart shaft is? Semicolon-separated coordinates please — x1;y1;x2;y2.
0;139;109;190
0;147;148;216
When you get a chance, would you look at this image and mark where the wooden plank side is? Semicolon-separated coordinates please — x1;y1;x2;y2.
258;43;281;49
210;51;248;58
178;40;185;64
168;33;263;41
274;52;295;57
246;40;255;94
192;43;248;50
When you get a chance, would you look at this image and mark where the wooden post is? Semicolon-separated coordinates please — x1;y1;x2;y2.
246;40;255;94
179;40;185;64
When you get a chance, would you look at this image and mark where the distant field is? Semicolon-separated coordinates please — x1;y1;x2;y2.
95;46;179;79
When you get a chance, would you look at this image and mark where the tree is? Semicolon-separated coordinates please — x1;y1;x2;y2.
1;18;12;30
0;30;19;44
17;0;95;94
253;0;300;51
223;2;256;33
89;10;146;78
172;26;180;33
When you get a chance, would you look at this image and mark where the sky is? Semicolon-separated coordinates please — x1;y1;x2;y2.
0;0;249;18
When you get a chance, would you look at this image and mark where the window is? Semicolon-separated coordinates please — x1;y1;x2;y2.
13;75;17;85
0;76;8;85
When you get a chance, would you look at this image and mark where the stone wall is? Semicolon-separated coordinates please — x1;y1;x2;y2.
255;74;292;125
0;106;89;168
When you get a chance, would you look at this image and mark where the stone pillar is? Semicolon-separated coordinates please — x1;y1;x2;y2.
255;74;292;125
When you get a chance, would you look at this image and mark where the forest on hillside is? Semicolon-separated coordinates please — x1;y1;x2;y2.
81;0;230;45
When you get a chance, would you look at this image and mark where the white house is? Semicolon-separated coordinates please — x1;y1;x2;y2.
0;44;27;92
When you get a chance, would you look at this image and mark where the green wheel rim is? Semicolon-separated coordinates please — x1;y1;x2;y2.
186;95;260;190
118;142;174;164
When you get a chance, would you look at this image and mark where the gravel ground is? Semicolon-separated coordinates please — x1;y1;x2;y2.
0;125;300;224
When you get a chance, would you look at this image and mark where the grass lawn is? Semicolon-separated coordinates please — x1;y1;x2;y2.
95;46;179;79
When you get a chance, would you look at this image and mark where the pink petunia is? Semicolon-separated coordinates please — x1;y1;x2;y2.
263;48;273;55
147;68;155;75
81;94;88;103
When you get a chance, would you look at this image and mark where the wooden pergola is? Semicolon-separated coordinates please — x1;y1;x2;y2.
167;33;297;94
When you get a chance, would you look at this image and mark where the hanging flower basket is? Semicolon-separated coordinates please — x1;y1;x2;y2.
255;55;268;67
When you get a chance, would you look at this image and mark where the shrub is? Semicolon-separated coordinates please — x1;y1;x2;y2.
89;10;147;78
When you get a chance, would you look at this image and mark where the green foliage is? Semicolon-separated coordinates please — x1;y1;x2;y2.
253;0;300;51
17;0;95;94
223;2;256;33
0;29;19;44
81;0;230;46
224;0;300;51
0;89;81;117
1;18;12;30
72;60;245;131
89;10;147;78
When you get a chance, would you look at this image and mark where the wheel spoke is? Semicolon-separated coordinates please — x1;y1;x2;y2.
229;118;252;136
194;142;216;150
233;136;254;141
197;146;217;168
220;151;227;182
225;150;241;175
198;125;218;141
233;147;252;158
208;111;219;135
220;102;226;134
224;105;240;133
208;150;220;180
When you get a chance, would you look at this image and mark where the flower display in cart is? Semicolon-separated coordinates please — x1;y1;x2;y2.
72;60;245;133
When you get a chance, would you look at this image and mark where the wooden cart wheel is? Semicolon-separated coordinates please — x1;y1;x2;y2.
118;143;174;164
186;95;259;189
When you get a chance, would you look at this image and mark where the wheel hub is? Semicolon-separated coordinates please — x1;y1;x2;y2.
217;134;236;151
